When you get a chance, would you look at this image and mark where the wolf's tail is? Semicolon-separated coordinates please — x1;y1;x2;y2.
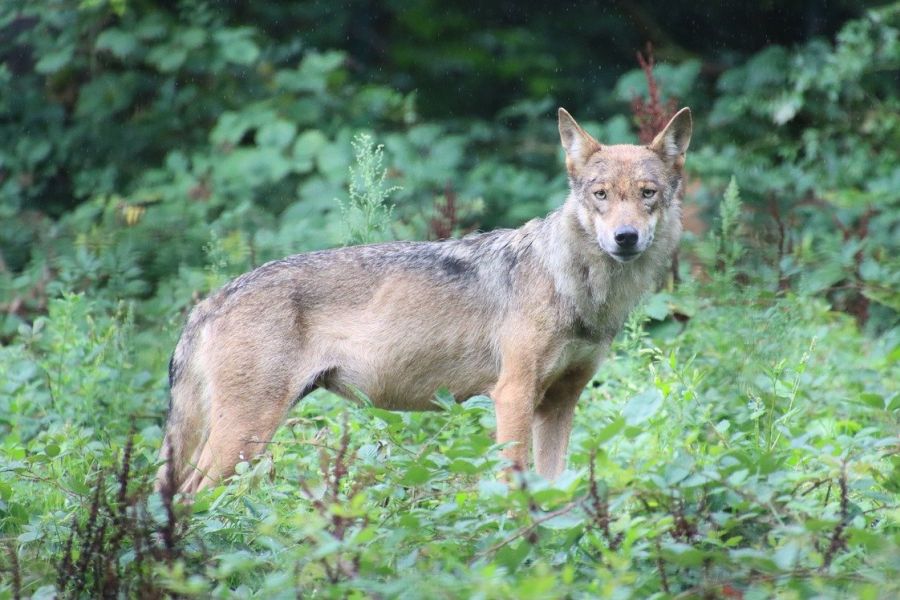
154;307;212;493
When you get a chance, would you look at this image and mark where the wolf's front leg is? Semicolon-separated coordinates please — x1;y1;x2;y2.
492;343;542;470
532;364;595;479
493;384;537;469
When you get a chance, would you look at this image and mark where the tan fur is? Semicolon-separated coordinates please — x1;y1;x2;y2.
156;107;693;493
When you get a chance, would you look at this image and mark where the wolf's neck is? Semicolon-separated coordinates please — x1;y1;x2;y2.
540;202;616;306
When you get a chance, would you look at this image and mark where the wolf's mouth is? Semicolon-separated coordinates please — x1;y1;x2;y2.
610;251;641;263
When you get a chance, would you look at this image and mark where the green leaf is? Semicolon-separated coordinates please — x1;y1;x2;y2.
35;48;73;74
448;459;480;475
661;542;705;567
799;263;847;294
594;417;625;445
178;27;207;51
256;120;297;150
859;392;886;410
773;541;800;570
369;407;402;425
218;148;291;186
17;528;42;543
277;51;346;93
495;540;531;571
293;129;328;172
147;46;187;72
862;285;900;312
771;92;802;124
316;141;350;183
727;469;749;486
539;511;585;531
848;528;886;552
400;464;432;486
644;293;671;321
622;388;664;425
211;110;258;146
215;28;260;65
96;28;138;58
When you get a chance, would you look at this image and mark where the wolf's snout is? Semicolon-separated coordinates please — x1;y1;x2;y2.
614;226;639;249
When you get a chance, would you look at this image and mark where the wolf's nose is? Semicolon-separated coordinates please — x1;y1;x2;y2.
614;226;639;249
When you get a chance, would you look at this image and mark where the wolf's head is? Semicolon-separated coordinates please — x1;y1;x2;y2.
558;107;692;263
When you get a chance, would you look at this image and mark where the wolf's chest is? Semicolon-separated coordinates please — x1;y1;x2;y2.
579;257;662;332
541;337;604;386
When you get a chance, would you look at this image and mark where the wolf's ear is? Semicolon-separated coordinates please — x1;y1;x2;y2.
558;108;601;174
650;107;692;167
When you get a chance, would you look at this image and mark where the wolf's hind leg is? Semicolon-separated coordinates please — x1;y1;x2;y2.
181;404;287;493
155;368;209;493
180;367;321;493
532;364;594;480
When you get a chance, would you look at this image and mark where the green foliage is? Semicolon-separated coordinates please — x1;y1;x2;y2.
690;5;900;330
340;133;400;245
1;1;897;597
717;177;744;264
699;175;746;280
613;58;703;105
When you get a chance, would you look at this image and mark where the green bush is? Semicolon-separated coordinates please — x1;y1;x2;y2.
694;7;899;331
1;2;897;597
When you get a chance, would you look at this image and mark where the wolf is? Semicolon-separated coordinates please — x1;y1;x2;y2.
157;107;692;493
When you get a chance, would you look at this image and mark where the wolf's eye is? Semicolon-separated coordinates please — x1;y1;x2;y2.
593;190;607;201
641;188;657;199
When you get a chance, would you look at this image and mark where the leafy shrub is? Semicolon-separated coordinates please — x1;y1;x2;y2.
692;6;899;330
340;133;400;245
1;2;897;597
